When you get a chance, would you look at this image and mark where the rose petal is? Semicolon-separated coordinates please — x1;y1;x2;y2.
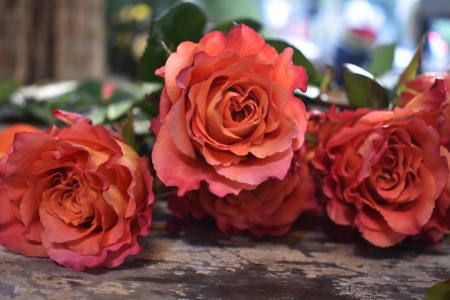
327;198;357;226
405;78;447;112
0;123;40;157
355;208;407;247
52;109;92;125
57;122;122;158
214;149;293;185
0;185;47;257
272;47;307;93
152;112;256;196
377;165;437;235
41;229;108;272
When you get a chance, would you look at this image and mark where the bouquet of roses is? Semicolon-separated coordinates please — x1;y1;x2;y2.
1;2;450;273
151;23;450;248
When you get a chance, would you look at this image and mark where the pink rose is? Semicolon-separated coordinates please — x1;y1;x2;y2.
168;151;316;237
313;106;449;247
0;110;154;271
151;24;308;197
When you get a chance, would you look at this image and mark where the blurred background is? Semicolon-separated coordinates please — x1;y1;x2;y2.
2;0;449;83
0;0;449;123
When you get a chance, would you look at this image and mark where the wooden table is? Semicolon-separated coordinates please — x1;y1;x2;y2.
1;214;449;300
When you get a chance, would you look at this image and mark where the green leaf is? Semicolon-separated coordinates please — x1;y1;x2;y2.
136;97;159;118
139;1;206;82
58;92;98;113
425;280;450;300
213;19;262;34
107;100;135;121
397;37;424;96
50;91;76;108
23;104;55;124
0;79;19;103
320;65;333;92
108;89;135;104
77;79;102;100
343;63;390;109
122;107;136;151
368;43;396;77
266;39;319;86
85;106;107;125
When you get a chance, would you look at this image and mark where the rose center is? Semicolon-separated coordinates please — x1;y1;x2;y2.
228;98;256;123
230;105;252;122
62;178;82;207
48;173;95;227
377;170;397;186
381;152;397;170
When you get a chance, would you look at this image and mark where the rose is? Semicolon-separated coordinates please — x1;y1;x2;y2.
151;24;308;197
313;107;449;247
400;77;450;152
0;123;39;157
168;150;316;237
398;72;450;107
395;77;450;243
0;111;154;271
398;78;450;242
0;110;154;271
414;147;450;243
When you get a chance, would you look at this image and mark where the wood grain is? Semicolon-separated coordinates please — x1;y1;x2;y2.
1;219;449;300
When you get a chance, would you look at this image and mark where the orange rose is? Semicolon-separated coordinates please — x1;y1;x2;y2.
313;107;449;247
168;151;316;237
151;24;308;197
398;77;450;242
0;123;39;157
415;147;450;243
0;110;154;271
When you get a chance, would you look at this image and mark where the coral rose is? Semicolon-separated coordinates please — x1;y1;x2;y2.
151;24;308;197
398;78;450;242
168;150;316;237
415;147;450;243
313;107;449;247
0;123;39;157
0;110;154;271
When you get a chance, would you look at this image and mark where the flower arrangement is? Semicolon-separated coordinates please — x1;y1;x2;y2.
1;2;450;282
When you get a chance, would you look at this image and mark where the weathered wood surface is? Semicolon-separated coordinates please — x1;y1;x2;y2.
1;215;450;300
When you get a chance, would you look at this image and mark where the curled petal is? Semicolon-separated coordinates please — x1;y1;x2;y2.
52;109;92;125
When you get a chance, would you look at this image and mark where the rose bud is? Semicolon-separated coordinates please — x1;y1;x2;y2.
0;110;154;271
